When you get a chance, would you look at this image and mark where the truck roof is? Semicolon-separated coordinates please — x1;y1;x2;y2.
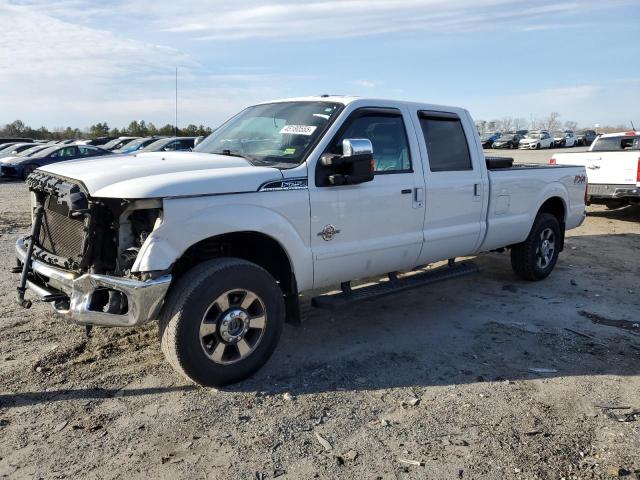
261;95;469;116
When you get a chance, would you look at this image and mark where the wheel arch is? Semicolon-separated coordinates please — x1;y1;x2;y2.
170;231;302;324
536;195;567;250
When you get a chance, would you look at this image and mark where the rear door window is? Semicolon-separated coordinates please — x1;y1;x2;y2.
418;112;472;172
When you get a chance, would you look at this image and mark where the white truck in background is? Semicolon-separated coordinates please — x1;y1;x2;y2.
550;131;640;208
14;96;587;386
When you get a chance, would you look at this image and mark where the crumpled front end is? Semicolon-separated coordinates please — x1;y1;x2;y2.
14;171;172;327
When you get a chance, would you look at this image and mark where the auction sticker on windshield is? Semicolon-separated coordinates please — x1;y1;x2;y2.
280;125;317;136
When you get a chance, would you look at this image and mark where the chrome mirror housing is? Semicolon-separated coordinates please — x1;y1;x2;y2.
342;138;373;157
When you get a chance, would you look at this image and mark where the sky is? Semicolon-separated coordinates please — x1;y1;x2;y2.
1;0;639;131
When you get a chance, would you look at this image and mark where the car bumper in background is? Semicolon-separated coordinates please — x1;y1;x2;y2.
15;236;172;327
0;164;22;178
587;184;640;200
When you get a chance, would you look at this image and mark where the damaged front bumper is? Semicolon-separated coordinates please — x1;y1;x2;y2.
15;236;171;327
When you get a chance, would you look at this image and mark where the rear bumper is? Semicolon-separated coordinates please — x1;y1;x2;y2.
15;236;171;327
587;184;640;200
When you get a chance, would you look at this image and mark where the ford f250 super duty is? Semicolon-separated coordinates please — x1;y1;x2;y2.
13;97;587;386
550;130;640;209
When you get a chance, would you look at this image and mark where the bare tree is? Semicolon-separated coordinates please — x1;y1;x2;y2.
542;112;561;132
513;117;528;131
499;117;513;132
563;120;578;132
475;120;487;134
487;120;498;132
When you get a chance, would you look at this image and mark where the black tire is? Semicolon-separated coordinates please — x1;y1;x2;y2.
536;143;541;150
159;258;285;387
510;213;562;281
22;164;38;180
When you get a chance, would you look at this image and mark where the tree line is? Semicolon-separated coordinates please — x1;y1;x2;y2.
0;120;214;140
474;113;631;135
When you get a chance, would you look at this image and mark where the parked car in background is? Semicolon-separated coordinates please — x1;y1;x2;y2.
0;142;21;153
480;132;501;148
114;137;164;154
137;137;196;152
553;131;577;147
101;137;140;151
576;130;597;146
0;143;39;159
550;130;640;208
492;133;523;149
0;145;112;180
519;131;554;149
80;137;117;147
0;138;33;146
0;145;53;168
515;129;529;137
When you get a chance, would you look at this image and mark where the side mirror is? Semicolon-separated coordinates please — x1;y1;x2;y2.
318;138;375;186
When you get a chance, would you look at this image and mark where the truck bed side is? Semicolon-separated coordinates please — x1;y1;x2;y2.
479;165;586;252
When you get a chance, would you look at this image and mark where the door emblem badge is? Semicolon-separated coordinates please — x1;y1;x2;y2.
318;224;340;241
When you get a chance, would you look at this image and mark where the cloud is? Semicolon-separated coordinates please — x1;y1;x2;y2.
351;80;376;88
0;0;198;127
141;0;632;40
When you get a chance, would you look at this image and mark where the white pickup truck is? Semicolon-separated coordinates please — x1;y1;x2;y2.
14;97;587;386
550;131;640;208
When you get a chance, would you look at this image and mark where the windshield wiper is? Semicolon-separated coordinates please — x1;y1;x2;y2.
212;149;254;162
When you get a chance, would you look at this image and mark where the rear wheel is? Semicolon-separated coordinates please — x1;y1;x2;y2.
511;213;561;281
160;258;285;387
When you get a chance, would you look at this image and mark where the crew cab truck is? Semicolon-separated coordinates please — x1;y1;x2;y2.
550;130;640;208
14;97;587;386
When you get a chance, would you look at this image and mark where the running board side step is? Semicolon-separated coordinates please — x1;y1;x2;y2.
311;261;479;310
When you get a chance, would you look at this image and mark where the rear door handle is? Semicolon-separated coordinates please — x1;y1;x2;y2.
401;189;412;194
474;183;480;196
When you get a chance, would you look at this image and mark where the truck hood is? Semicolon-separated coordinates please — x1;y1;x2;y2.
37;152;284;198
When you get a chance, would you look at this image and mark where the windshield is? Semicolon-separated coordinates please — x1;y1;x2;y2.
526;133;542;139
119;138;155;151
498;134;514;140
30;145;66;158
140;138;171;151
18;145;48;156
194;101;343;167
103;138;134;150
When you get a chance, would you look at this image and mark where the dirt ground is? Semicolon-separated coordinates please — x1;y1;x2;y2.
0;173;638;479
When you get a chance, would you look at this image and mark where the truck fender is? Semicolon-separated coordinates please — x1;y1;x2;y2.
132;202;313;291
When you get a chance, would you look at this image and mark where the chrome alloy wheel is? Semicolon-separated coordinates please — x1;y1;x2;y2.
536;227;556;269
199;289;267;365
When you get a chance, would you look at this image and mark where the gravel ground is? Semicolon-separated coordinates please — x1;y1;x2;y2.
0;172;638;479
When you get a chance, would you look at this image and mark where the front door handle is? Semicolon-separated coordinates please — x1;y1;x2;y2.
473;183;480;196
401;189;412;194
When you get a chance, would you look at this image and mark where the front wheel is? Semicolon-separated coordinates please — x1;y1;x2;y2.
160;258;285;387
511;213;561;281
536;143;541;150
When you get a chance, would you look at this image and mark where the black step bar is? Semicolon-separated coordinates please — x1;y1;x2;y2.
311;260;479;310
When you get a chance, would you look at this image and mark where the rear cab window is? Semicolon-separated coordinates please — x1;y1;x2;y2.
591;135;640;151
